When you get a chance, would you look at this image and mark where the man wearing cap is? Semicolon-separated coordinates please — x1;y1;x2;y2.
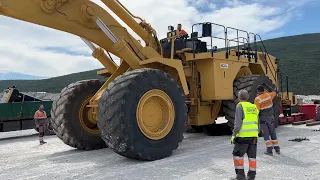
254;83;280;155
34;104;47;145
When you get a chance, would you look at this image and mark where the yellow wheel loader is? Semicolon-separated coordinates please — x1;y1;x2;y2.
0;0;279;161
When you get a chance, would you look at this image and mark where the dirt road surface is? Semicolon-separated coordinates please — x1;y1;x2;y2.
1;124;320;180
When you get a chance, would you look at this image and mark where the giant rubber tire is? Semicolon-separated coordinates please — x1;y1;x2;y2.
222;75;280;130
50;80;107;150
45;119;56;135
98;68;188;161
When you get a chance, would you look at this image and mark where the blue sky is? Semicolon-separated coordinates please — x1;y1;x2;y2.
0;0;319;78
189;0;320;40
277;1;320;38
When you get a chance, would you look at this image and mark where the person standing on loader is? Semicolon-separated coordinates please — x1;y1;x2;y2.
231;89;260;180
177;23;187;37
34;104;47;145
254;83;280;155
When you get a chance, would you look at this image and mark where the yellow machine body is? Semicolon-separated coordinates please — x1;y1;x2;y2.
0;0;279;161
280;92;297;105
181;49;277;126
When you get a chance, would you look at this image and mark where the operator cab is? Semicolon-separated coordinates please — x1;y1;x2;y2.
160;25;210;59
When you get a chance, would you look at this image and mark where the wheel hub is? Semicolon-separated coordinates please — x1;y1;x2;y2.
79;97;100;135
136;89;175;140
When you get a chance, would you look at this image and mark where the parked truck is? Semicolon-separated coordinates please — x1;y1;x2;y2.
0;86;55;135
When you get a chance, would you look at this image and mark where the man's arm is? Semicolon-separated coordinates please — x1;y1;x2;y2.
232;104;244;137
34;111;39;127
262;83;278;100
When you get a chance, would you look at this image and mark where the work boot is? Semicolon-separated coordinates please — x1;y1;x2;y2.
247;176;255;180
276;149;280;154
264;151;273;156
40;140;47;145
230;174;246;180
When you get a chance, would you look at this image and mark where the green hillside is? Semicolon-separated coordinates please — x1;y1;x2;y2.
262;33;320;95
0;33;319;95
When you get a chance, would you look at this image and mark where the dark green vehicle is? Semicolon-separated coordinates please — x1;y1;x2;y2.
0;86;55;135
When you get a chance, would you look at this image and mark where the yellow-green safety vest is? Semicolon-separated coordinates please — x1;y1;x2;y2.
237;101;259;137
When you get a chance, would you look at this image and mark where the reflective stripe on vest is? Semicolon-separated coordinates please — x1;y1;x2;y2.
237;102;259;137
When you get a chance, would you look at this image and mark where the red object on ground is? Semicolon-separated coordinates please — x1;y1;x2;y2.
279;114;287;124
292;113;304;121
287;116;295;122
279;113;305;124
299;104;317;120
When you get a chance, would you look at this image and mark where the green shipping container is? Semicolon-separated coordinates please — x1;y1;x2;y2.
0;101;52;121
0;87;54;133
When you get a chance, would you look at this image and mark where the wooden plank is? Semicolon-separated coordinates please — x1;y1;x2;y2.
292;119;315;125
306;121;320;126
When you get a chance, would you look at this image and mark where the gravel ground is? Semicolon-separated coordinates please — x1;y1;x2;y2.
1;124;320;180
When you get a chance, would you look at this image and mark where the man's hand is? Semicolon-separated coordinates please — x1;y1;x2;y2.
258;130;264;137
231;136;235;144
261;83;276;92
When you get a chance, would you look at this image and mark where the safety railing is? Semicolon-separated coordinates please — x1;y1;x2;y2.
190;22;278;84
191;22;227;58
227;37;249;60
256;34;277;80
226;27;250;61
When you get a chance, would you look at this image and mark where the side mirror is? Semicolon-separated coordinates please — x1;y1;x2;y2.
168;25;174;31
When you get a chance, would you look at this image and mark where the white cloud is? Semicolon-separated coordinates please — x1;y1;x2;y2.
0;0;311;77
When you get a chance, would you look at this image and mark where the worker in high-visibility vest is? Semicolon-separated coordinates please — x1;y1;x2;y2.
34;104;47;145
254;83;280;156
231;89;260;180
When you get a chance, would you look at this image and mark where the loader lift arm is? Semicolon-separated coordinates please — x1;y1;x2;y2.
0;0;161;59
0;0;188;102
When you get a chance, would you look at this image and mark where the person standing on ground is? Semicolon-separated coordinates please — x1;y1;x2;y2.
254;83;280;155
231;89;260;180
34;104;47;145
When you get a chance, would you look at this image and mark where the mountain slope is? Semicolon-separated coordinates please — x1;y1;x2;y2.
0;69;105;93
261;33;320;95
0;71;47;80
0;33;319;95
